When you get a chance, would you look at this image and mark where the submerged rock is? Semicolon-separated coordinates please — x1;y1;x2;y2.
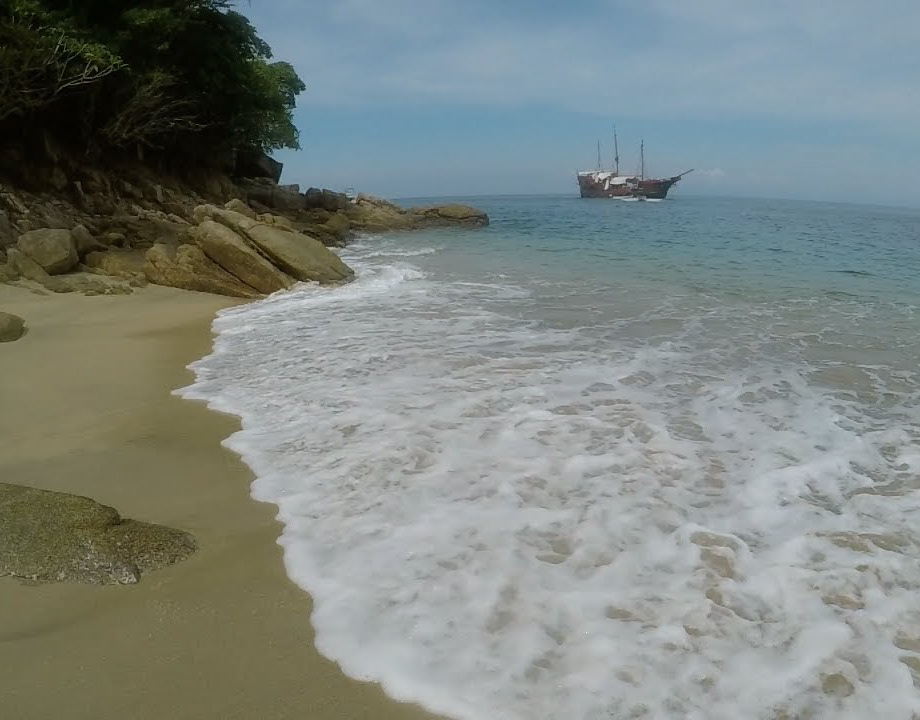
0;483;197;584
0;312;25;342
410;203;490;227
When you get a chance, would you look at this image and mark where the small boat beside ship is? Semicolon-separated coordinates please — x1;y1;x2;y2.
577;130;692;200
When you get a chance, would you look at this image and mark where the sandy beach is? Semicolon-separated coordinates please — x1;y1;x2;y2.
0;284;435;720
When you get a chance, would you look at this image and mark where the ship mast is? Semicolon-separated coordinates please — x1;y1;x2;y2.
613;126;620;176
640;139;645;180
596;140;602;171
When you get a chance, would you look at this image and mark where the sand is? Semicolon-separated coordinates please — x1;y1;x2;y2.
0;284;436;720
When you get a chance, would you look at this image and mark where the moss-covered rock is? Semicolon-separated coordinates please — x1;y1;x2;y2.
0;483;197;585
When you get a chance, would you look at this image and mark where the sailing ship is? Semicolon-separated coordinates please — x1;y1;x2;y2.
577;130;693;200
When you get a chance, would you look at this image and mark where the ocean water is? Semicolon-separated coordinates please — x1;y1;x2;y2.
180;195;920;720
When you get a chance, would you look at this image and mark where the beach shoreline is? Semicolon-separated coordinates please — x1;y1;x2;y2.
0;283;436;720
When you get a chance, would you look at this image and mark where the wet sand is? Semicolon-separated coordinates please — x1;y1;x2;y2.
0;284;436;720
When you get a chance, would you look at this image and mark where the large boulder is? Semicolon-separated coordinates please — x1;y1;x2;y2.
0;312;24;342
144;243;261;298
16;228;78;274
0;483;196;584
195;205;354;284
192;220;294;294
245;223;353;284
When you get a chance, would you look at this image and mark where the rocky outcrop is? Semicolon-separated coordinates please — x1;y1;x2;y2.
17;228;78;274
195;204;353;285
0;312;24;342
0;483;196;584
410;203;490;227
192;219;294;294
144;243;261;299
0;171;486;300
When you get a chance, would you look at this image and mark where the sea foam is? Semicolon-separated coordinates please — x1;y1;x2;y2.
181;235;920;720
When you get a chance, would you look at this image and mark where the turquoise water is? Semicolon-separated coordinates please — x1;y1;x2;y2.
183;196;920;720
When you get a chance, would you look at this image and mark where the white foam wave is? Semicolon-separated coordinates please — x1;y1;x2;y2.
181;251;920;720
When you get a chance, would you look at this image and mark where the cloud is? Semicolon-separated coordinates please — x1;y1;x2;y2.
246;0;920;131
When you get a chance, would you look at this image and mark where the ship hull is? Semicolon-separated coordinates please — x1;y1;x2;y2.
577;172;683;200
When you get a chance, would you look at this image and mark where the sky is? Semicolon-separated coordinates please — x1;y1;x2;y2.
237;1;920;206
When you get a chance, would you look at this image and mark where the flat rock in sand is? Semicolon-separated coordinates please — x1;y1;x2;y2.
0;483;197;584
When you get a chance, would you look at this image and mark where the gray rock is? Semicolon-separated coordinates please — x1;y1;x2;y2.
192;220;294;294
71;224;106;258
6;247;52;283
0;483;196;584
17;228;78;275
0;312;24;342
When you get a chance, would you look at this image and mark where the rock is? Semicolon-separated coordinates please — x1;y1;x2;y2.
0;210;14;248
279;183;301;194
43;272;134;296
83;248;148;280
0;312;25;342
16;228;78;274
348;195;413;231
255;213;296;231
234;148;283;183
238;178;304;212
48;166;69;192
71;224;106;258
144;243;262;298
6;247;51;283
321;189;350;212
245;223;353;284
411;203;490;227
104;232;127;247
192;220;294;294
0;263;17;283
0;483;196;584
195;205;353;285
303;187;324;209
224;198;256;219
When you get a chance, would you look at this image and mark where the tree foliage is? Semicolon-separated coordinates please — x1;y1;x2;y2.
0;0;305;162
